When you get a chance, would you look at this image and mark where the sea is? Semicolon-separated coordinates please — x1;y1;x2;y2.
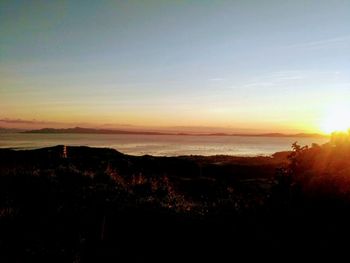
0;133;329;157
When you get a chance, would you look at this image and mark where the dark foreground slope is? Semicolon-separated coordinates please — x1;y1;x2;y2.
0;143;350;262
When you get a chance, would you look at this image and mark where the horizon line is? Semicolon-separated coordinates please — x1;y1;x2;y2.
2;126;330;138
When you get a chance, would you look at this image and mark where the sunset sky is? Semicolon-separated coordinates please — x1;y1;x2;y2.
1;1;350;133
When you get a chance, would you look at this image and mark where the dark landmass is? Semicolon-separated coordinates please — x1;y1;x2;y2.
23;127;171;135
1;136;350;261
231;132;329;138
23;126;328;138
0;127;25;133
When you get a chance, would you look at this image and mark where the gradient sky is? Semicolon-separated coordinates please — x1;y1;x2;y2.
1;0;350;133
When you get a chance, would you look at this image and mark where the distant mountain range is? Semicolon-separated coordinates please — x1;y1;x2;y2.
0;127;25;133
23;127;170;136
21;127;329;138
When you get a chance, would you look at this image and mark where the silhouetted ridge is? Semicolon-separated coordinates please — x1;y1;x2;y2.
23;127;328;138
2;136;350;261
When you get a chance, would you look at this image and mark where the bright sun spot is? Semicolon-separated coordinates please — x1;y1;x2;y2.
321;103;350;134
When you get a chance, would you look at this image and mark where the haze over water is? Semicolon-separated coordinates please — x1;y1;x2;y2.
0;133;328;156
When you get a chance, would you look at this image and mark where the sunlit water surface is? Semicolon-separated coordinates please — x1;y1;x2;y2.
0;133;328;156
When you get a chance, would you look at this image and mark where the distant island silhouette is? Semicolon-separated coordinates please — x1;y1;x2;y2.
22;127;328;138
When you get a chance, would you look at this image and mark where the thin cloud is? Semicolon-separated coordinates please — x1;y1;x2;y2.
242;82;276;88
239;71;305;89
209;78;225;81
284;36;350;50
235;70;349;92
0;118;52;125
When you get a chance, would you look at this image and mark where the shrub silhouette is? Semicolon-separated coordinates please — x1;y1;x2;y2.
2;143;350;261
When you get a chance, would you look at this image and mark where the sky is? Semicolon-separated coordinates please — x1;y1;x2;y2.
1;0;350;133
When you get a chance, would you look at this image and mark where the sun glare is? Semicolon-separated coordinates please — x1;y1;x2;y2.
321;103;350;134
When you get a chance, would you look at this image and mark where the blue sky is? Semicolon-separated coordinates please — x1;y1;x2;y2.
1;0;350;132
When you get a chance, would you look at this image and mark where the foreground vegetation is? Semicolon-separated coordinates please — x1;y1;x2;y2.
1;132;350;261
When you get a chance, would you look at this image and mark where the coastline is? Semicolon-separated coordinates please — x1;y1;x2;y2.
0;133;328;157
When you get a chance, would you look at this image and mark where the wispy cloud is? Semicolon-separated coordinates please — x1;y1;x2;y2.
239;71;306;89
242;82;276;88
209;78;225;81
284;36;350;50
235;70;348;90
0;118;52;125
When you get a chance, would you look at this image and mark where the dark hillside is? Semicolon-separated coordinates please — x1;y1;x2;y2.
1;138;350;261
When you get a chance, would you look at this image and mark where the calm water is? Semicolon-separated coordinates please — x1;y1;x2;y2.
0;133;328;156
